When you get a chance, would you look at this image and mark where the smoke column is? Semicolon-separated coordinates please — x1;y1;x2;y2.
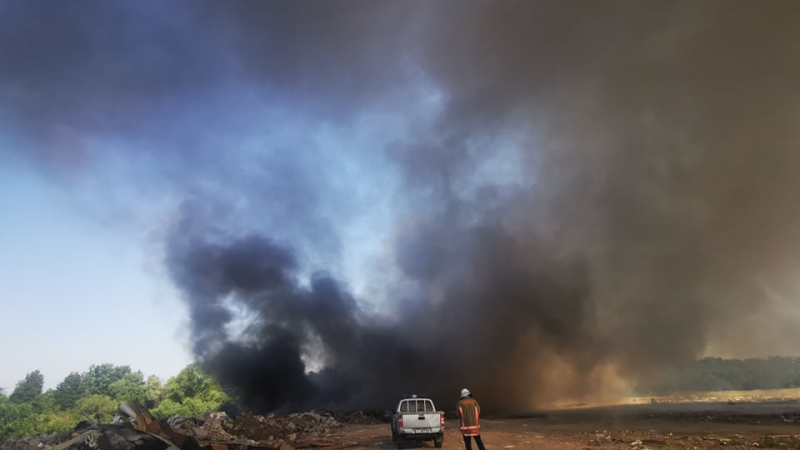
3;1;800;412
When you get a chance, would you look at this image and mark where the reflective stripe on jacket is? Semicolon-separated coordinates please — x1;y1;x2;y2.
456;397;481;436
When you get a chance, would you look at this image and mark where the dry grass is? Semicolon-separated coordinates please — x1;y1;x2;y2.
543;387;800;410
627;387;800;404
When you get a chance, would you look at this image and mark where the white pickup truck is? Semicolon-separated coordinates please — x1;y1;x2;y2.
390;395;445;448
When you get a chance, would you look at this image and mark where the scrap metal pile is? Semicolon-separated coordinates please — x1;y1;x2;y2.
0;402;360;450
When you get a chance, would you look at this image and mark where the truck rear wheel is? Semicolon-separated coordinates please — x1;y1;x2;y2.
434;437;443;448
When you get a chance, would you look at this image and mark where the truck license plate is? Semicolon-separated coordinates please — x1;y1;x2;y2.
414;428;430;434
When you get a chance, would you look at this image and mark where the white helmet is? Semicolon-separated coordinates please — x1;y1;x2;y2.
460;388;471;398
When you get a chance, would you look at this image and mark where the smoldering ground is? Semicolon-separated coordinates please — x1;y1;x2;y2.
4;1;800;412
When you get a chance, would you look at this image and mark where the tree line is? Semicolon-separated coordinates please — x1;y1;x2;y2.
640;356;800;394
0;364;228;442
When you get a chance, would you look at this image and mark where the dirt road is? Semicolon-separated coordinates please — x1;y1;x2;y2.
332;402;800;450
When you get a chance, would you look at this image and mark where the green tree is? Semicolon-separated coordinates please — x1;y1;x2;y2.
151;365;228;419
82;364;132;397
164;365;227;403
0;401;36;441
151;397;222;419
54;372;85;410
31;389;57;414
109;372;146;403
0;398;80;442
10;370;44;404
144;375;164;407
73;394;117;422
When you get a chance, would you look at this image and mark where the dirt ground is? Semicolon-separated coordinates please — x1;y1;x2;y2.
328;401;800;450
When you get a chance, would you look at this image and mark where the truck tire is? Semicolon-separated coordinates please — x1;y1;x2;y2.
434;436;443;448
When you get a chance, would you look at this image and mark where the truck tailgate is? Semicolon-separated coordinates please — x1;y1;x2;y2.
400;413;440;431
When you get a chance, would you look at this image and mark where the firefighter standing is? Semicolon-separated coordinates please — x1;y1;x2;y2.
456;388;486;450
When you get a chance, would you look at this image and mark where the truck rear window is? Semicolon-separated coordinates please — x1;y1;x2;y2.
400;399;434;413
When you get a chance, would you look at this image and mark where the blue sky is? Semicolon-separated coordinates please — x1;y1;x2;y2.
0;156;190;391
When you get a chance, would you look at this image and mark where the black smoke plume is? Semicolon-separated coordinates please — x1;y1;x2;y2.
4;1;800;412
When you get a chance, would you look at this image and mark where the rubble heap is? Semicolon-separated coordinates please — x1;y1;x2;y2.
0;421;170;450
0;402;355;450
196;412;236;441
210;410;343;443
337;411;386;425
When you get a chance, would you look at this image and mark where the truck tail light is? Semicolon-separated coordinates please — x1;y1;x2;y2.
399;415;404;429
440;412;445;428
